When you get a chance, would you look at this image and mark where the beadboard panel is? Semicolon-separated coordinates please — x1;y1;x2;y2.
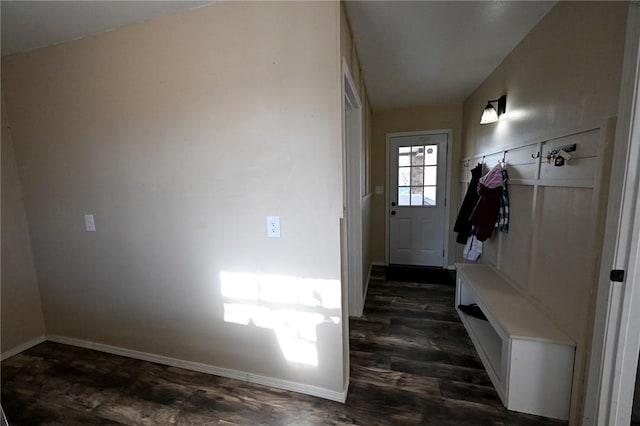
498;185;534;291
530;186;594;340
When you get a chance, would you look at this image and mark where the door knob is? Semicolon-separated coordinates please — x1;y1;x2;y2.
391;201;397;207
391;211;396;215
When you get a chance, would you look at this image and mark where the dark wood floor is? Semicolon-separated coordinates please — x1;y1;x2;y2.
1;267;566;425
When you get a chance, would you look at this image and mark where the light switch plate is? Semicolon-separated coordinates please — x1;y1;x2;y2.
375;185;384;195
84;214;96;232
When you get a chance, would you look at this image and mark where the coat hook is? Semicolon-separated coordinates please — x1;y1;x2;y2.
532;152;540;159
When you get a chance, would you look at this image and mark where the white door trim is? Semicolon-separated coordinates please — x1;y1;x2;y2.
342;57;364;317
584;3;640;425
385;129;453;267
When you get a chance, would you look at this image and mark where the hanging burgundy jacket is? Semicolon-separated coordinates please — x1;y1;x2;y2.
470;165;504;242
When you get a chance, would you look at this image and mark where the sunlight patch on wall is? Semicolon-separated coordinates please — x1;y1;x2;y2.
220;271;341;367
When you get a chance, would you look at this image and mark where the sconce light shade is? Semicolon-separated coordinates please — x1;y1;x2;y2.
480;103;498;124
480;95;507;125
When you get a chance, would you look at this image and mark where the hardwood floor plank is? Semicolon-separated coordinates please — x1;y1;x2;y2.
350;364;441;396
351;328;475;360
420;397;506;426
349;350;391;370
390;316;469;333
366;284;455;298
363;305;461;323
390;356;493;386
349;337;485;370
1;390;125;425
178;385;332;426
365;294;456;309
439;380;502;405
92;397;183;425
340;383;427;425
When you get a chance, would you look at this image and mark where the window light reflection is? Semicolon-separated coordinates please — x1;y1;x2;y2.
220;271;341;367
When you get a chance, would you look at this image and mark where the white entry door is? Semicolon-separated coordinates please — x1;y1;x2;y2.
388;133;447;266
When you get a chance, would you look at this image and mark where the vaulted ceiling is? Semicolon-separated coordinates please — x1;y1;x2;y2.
1;1;555;110
0;1;214;56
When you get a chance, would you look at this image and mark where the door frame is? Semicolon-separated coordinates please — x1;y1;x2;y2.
583;3;640;424
342;57;364;317
385;129;453;267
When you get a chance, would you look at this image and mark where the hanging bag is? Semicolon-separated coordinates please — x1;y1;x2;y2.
463;235;483;261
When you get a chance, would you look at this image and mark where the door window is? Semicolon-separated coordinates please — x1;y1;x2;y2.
397;144;438;206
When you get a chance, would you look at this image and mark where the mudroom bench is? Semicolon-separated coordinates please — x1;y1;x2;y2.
455;263;575;421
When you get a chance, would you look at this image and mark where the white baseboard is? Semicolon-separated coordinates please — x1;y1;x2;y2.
1;335;46;361
46;335;347;403
246;372;346;402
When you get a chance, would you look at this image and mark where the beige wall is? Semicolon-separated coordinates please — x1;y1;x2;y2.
3;1;346;393
463;2;626;155
1;96;46;353
370;104;463;264
460;2;627;423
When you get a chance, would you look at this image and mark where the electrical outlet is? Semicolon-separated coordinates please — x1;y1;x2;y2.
266;216;280;238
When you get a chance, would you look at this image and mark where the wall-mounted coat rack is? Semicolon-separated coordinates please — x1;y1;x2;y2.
546;143;577;167
500;151;508;167
548;143;577;156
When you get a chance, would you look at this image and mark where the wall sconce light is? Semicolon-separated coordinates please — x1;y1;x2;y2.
480;95;507;124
